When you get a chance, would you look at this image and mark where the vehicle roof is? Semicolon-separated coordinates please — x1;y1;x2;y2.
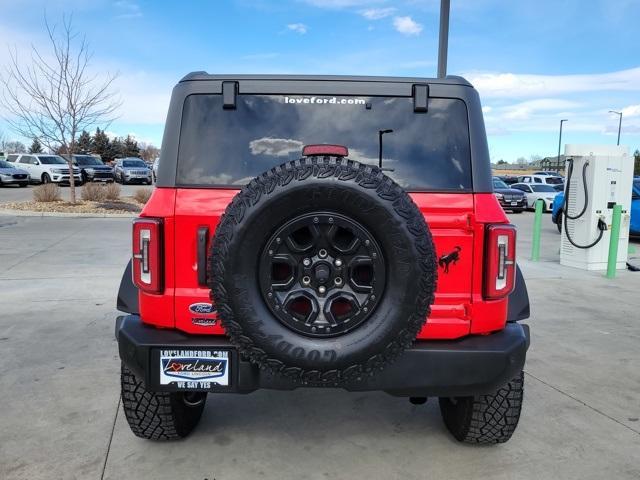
179;72;473;87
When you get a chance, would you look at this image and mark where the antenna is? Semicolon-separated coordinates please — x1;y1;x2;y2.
437;0;451;78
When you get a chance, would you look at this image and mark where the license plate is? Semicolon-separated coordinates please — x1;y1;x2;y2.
511;201;518;206
159;349;230;389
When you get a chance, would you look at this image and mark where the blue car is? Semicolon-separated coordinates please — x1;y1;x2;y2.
552;177;640;235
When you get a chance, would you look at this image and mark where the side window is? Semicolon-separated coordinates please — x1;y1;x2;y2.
26;156;37;165
522;177;530;183
534;177;542;183
7;154;18;162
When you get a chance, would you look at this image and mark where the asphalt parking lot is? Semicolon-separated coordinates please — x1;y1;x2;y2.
1;211;639;480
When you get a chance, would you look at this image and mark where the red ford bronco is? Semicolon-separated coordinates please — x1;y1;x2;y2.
116;74;530;444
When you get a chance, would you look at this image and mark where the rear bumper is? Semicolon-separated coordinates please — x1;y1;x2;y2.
116;315;529;397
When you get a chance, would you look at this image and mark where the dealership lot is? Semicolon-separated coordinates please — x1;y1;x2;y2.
0;212;639;480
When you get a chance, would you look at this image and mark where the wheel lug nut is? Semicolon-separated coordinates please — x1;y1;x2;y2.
302;276;311;285
334;277;343;286
303;258;311;266
334;259;342;267
318;249;327;258
318;286;326;294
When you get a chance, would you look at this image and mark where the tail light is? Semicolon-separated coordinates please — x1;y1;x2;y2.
132;218;163;293
483;224;516;300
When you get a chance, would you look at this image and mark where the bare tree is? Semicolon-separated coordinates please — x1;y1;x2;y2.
139;142;160;162
0;15;121;202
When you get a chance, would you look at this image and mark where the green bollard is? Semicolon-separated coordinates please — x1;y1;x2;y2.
606;204;623;279
531;199;543;261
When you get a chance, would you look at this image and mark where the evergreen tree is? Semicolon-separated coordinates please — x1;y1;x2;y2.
110;137;125;160
93;128;111;161
123;135;140;157
76;130;93;153
29;138;43;153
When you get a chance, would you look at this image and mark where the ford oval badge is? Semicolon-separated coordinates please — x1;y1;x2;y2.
189;302;216;315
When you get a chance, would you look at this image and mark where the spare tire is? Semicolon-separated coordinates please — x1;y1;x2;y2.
209;157;437;385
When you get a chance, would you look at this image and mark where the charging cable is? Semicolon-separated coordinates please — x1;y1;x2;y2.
562;158;606;249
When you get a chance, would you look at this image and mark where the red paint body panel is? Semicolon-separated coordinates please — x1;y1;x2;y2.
138;188;176;328
137;188;514;340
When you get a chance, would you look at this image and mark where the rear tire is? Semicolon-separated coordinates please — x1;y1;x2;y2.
439;371;524;444
120;363;206;440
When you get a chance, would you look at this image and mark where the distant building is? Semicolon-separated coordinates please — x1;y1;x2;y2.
535;155;566;172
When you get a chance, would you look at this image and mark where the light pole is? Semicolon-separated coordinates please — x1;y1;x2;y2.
609;110;622;145
557;119;568;168
437;0;451;78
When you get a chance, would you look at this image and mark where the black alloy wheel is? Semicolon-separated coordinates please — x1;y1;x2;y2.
259;212;385;338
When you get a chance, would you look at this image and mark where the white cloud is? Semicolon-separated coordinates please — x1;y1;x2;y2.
111;71;173;124
465;67;640;98
114;1;142;19
393;16;423;36
360;7;396;20
502;99;582;120
249;137;303;157
621;104;640;118
287;23;308;34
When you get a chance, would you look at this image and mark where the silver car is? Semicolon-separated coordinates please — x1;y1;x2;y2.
113;158;153;185
0;159;30;187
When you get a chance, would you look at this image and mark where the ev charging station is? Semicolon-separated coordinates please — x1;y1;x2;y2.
560;144;633;271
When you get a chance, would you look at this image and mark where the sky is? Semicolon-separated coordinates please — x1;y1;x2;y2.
0;0;639;162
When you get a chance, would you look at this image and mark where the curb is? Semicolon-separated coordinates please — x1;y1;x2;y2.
0;208;137;218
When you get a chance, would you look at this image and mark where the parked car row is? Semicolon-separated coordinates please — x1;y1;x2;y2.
493;176;561;213
2;153;154;186
5;153;81;185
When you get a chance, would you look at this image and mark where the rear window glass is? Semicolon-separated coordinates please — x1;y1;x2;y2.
177;94;472;191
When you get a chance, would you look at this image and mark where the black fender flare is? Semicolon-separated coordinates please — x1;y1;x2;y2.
117;260;139;314
507;264;530;322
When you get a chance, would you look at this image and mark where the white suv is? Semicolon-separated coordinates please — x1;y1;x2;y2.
518;174;564;186
8;153;81;185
